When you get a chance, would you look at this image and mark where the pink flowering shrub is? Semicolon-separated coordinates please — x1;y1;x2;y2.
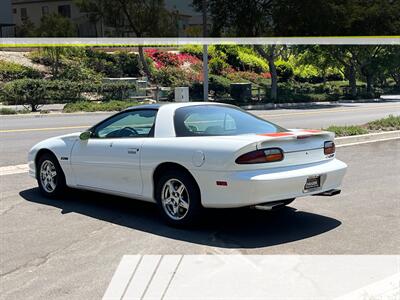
145;49;201;70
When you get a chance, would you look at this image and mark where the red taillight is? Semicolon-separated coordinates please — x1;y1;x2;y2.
324;141;335;155
235;148;284;164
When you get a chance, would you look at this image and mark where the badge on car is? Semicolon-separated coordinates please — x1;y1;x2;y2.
304;175;321;191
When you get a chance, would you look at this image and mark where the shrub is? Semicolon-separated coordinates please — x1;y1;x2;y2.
0;79;136;111
2;79;48;111
209;75;232;97
145;49;180;69
0;60;42;82
0;108;16;115
30;48;141;78
180;45;203;58
214;45;268;73
0;107;30;115
180;45;220;60
209;57;229;75
114;51;140;77
153;66;200;87
63;100;141;113
237;50;269;73
275;60;294;82
83;49;123;77
59;59;102;81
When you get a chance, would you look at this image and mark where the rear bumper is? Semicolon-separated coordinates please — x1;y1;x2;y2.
193;159;347;208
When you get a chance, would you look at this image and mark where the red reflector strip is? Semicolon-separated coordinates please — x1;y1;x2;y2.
216;181;228;186
302;129;321;133
258;132;293;137
297;135;312;139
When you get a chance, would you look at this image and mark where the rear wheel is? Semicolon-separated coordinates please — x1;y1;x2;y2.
155;170;202;226
37;153;66;197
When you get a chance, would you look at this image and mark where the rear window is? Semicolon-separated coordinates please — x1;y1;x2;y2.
174;105;286;137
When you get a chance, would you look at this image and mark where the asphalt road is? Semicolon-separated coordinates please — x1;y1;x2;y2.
1;101;399;167
0;140;399;299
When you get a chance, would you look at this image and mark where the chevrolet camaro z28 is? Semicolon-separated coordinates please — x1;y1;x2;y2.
28;102;347;226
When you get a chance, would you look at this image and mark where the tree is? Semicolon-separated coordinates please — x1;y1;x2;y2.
75;0;178;78
193;0;274;36
254;45;285;100
194;0;400;37
36;13;76;37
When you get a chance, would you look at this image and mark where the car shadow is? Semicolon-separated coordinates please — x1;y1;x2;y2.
20;188;341;249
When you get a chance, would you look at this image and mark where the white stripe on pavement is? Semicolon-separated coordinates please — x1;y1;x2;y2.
103;255;184;300
103;255;400;300
0;164;29;176
102;255;142;300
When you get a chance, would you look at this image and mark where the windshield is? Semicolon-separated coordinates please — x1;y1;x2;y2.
174;105;286;137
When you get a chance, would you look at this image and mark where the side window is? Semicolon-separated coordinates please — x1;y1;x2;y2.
92;110;157;139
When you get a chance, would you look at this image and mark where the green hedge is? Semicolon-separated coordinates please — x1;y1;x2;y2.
0;79;136;111
0;60;43;82
63;100;141;113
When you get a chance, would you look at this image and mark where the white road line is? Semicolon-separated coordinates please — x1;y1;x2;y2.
103;255;183;300
123;255;162;300
102;255;142;300
336;137;400;148
0;164;29;176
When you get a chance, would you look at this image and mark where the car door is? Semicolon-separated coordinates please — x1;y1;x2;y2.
70;109;157;196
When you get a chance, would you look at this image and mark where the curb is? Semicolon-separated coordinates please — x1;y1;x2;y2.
336;130;400;146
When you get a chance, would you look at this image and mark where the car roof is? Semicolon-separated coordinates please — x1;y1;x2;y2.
124;102;231;111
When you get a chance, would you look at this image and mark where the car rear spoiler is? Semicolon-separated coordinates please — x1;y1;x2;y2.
254;129;334;150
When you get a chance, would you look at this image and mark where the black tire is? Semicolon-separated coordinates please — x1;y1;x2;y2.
37;152;66;198
155;169;202;226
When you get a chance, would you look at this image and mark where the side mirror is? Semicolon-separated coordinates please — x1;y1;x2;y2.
79;131;92;141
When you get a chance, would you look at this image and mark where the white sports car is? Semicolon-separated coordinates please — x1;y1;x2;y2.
29;102;347;225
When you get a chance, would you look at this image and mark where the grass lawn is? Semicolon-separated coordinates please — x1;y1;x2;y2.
326;115;400;137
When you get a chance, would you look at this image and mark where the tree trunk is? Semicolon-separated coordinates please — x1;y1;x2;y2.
349;64;357;98
366;74;373;95
254;45;278;101
268;58;278;101
138;46;152;79
391;73;400;88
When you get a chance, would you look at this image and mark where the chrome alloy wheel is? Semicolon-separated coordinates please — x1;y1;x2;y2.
39;160;57;193
161;178;190;220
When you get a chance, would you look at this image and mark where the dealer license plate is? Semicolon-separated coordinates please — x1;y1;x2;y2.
304;175;321;191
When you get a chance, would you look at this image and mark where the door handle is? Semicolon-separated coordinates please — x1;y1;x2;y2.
128;148;139;154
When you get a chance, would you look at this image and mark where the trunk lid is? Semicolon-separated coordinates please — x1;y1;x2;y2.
229;129;335;170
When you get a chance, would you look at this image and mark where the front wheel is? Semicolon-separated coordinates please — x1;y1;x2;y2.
37;153;66;197
155;170;202;226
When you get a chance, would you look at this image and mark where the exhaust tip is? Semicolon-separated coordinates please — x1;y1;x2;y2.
313;189;341;197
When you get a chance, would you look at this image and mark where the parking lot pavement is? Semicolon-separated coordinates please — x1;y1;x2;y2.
0;140;399;299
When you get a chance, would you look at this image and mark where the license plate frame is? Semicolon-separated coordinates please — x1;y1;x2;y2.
304;175;321;191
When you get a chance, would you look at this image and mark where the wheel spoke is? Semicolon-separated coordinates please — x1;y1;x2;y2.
177;184;185;196
179;199;189;210
164;198;173;205
167;182;176;193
